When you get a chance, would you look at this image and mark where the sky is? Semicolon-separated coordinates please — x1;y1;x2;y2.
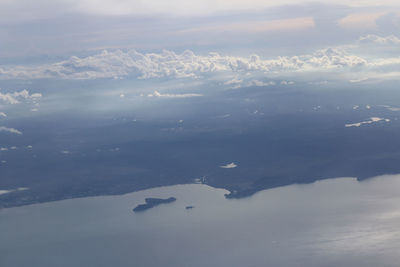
0;0;400;110
1;0;400;58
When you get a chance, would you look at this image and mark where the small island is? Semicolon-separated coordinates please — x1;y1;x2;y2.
133;197;176;212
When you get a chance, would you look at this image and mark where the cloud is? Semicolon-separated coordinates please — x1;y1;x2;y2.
0;146;17;151
0;112;6;117
220;162;237;169
224;77;243;85
1;0;399;21
338;12;386;31
280;81;294;85
0;126;23;135
217;114;231;118
349;78;368;83
0;190;11;195
359;34;400;45
0;91;20;104
345;117;390;127
1;35;400;84
378;105;400;111
177;17;315;34
247;80;276;87
0;187;29;195
0;47;368;80
147;90;202;98
0;89;42;104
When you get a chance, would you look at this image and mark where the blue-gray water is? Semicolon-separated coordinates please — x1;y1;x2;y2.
2;175;400;267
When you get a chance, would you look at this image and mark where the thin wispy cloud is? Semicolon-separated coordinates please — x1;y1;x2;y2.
176;17;315;34
345;117;390;127
147;91;202;98
0;126;22;135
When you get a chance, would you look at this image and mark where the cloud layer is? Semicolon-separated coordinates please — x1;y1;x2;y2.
0;35;399;85
0;47;373;80
2;0;399;20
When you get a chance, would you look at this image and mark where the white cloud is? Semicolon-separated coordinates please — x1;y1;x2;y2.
0;89;42;104
0;126;22;135
217;114;231;118
247;80;276;87
1;146;17;151
359;34;400;45
0;187;29;195
147;90;202;98
0;190;11;195
345;117;390;127
1;35;400;84
224;77;243;85
0;47;370;80
0;91;19;104
381;105;400;112
280;80;294;85
349;78;368;83
220;162;237;169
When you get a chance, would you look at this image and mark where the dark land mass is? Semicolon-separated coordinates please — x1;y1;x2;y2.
133;197;176;212
2;84;400;208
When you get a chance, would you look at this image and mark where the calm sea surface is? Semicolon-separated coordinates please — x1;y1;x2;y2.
2;175;400;267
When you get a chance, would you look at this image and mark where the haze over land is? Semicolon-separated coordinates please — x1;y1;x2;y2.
1;0;400;207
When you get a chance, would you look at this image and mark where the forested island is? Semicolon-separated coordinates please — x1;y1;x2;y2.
133;197;176;212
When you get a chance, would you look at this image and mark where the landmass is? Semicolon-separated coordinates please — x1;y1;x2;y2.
2;87;400;208
133;197;176;212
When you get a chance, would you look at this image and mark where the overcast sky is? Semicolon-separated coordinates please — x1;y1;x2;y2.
1;0;399;19
0;1;398;58
0;0;398;93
